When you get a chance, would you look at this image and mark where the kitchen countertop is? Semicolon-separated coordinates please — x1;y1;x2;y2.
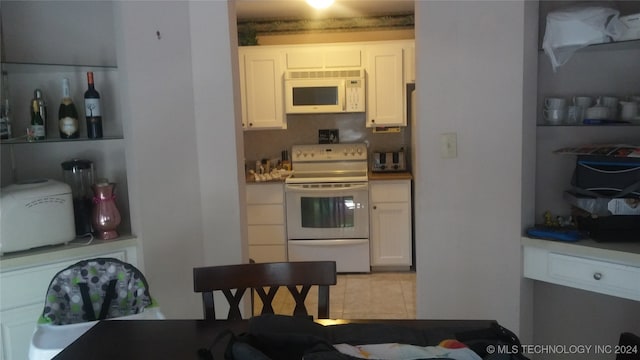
246;171;413;183
521;236;640;266
0;235;138;272
368;171;413;180
245;174;287;184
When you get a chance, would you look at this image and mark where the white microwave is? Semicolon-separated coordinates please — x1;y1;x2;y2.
284;68;365;114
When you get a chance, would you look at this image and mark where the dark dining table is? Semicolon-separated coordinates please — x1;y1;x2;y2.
52;318;500;359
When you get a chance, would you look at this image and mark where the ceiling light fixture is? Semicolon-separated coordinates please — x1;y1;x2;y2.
306;0;334;10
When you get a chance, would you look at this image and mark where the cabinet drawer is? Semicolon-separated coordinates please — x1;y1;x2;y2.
248;225;286;245
247;204;284;225
0;250;126;311
246;184;283;204
248;245;287;263
370;181;410;203
548;253;640;298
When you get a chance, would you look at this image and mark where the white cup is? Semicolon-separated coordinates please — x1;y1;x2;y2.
572;96;592;108
598;96;619;119
620;101;639;121
543;108;566;124
566;105;584;124
545;97;567;109
586;106;610;120
598;96;619;107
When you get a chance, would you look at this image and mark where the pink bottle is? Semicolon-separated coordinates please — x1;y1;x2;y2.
92;179;121;240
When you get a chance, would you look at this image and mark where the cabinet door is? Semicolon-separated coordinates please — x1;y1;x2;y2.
370;202;412;266
404;44;415;84
241;51;286;130
286;46;361;69
249;245;287;263
0;303;42;360
366;45;405;127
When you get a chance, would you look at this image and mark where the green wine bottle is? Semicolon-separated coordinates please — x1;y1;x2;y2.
30;99;45;140
58;78;79;139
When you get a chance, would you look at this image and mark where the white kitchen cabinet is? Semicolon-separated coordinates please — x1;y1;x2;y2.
238;48;286;130
246;183;287;262
369;180;412;268
522;237;640;301
404;43;415;84
0;238;138;360
365;43;406;127
286;45;362;69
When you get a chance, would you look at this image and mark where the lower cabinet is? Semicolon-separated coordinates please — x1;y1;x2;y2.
246;183;287;263
523;239;640;301
0;238;138;360
369;180;413;268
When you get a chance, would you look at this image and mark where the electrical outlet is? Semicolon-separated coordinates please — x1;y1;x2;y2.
440;132;457;159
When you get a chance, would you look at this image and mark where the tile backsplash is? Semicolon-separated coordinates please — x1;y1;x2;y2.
243;112;411;171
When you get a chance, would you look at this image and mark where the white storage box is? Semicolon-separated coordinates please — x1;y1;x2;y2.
0;179;75;254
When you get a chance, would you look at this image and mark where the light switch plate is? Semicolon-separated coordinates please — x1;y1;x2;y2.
440;132;457;159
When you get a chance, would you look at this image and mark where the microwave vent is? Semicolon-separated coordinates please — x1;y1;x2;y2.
286;69;364;80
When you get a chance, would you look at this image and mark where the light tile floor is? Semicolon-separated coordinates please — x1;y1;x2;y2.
254;272;416;319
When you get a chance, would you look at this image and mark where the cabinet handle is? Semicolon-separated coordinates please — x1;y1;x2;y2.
593;272;603;280
373;205;377;210
249;123;253;127
371;119;375;123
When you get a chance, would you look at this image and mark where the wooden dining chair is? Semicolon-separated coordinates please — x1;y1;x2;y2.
193;261;337;320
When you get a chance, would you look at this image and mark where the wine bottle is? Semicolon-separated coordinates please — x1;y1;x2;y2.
58;78;79;139
32;89;47;139
1;71;12;140
30;99;46;140
84;72;103;139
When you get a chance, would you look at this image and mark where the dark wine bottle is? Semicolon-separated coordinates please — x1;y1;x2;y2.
84;72;103;139
1;71;13;140
30;99;45;140
32;89;47;139
58;78;79;139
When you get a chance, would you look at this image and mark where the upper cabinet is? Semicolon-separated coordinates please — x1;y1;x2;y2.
365;42;407;127
238;40;415;130
1;1;117;67
286;46;361;69
238;48;286;130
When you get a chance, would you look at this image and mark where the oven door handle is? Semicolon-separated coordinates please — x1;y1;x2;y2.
288;239;368;246
285;183;368;192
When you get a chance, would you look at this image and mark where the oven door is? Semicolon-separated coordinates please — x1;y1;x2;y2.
285;182;369;240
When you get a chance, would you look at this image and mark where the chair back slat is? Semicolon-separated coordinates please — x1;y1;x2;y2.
193;261;337;320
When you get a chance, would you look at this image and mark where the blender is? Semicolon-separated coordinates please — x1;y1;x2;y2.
61;159;94;236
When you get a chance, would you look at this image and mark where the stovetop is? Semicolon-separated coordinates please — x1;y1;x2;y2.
286;143;368;183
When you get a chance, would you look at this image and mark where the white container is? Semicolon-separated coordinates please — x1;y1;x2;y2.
1;179;75;254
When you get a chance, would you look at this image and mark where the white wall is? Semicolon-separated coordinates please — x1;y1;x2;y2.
115;0;245;319
414;0;536;335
